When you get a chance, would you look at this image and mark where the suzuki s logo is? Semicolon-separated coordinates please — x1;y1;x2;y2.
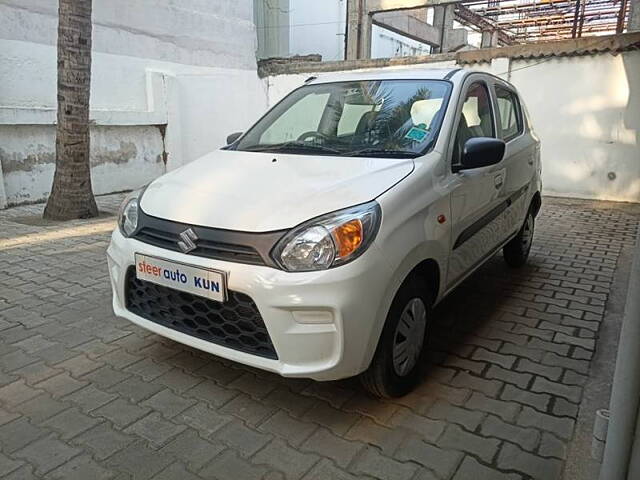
177;228;198;254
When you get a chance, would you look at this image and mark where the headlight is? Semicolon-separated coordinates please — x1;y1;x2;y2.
118;191;141;237
272;201;382;272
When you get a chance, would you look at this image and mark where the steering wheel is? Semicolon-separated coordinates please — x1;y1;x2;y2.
297;131;329;143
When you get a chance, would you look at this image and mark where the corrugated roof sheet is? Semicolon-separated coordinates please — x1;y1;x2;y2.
457;32;640;64
259;32;640;77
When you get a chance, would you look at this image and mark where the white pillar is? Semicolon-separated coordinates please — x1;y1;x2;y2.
629;0;640;31
0;159;7;209
432;4;456;53
481;29;499;48
346;0;372;60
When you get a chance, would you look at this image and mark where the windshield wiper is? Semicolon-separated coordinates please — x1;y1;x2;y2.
343;148;421;158
243;142;342;155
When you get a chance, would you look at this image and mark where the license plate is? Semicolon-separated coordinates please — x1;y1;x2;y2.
134;254;227;302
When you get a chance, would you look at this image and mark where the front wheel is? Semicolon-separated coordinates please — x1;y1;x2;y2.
360;279;432;398
503;210;535;268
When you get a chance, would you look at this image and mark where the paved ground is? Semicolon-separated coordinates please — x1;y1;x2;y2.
0;194;639;480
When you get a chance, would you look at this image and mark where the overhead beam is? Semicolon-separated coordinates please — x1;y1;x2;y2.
372;10;441;46
455;4;515;45
367;0;463;13
347;0;468;60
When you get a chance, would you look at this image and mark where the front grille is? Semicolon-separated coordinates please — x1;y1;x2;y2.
132;209;286;268
135;227;264;265
124;267;278;359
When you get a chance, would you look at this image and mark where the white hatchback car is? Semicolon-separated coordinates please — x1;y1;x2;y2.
108;68;541;397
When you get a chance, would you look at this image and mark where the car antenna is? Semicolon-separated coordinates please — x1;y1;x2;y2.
304;76;317;84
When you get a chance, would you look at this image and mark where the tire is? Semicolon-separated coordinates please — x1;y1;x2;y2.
360;278;432;398
503;209;535;268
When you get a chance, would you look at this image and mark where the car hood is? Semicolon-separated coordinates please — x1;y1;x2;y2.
140;149;414;232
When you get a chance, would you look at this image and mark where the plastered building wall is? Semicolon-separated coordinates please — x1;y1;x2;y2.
0;0;268;207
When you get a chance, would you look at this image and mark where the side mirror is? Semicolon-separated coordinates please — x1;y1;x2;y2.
226;132;243;145
455;137;505;172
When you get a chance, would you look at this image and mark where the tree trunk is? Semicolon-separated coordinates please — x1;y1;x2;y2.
44;0;98;220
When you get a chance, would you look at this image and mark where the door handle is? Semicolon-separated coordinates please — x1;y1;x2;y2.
494;174;504;189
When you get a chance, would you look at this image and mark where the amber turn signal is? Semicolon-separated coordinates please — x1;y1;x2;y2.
333;219;364;257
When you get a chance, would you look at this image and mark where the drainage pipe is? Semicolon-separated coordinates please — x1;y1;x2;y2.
599;225;640;480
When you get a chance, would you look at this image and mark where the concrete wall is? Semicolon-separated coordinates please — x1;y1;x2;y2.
0;0;267;208
264;52;640;203
258;0;432;61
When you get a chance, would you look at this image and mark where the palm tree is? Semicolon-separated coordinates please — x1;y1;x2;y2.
44;0;98;220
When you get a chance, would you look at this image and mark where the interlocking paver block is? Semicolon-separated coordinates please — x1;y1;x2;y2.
426;399;485;431
302;459;360;480
301;427;362;468
345;417;407;455
515;358;562;381
93;398;150;428
11;361;61;386
302;401;361;436
42;407;102;439
465;392;521;422
438;424;500;463
453;456;522;480
531;377;582;403
1;194;637;480
497;442;563;479
451;371;503;397
14;434;81;476
390;408;446;442
214;419;271;456
486;365;532;389
141;388;196;419
35;373;87;399
0;417;47;453
105;440;174;480
501;384;550;411
153;368;203;394
517;406;575;440
11;393;70;424
73;422;136;460
480;415;540;451
160;429;225;470
261;410;318;446
254;439;320;480
0;379;42;406
472;348;517;369
124;412;187;447
107;376;164;403
356;446;420;480
188;379;245;409
46;454;116;480
199;450;269;480
63;385;118;413
0;452;23;477
395;436;463;478
175;402;231;438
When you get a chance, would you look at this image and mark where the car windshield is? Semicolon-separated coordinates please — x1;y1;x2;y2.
234;79;452;158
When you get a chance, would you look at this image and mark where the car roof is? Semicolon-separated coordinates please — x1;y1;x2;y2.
307;67;463;84
307;67;519;92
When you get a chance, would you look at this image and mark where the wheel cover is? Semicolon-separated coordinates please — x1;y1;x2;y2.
392;297;427;377
522;214;534;251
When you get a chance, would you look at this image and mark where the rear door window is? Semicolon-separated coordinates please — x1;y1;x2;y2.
495;87;523;141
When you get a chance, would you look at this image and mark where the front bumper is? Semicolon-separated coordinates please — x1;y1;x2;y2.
107;228;392;380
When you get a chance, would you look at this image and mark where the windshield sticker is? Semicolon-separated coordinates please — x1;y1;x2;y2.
405;125;429;142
